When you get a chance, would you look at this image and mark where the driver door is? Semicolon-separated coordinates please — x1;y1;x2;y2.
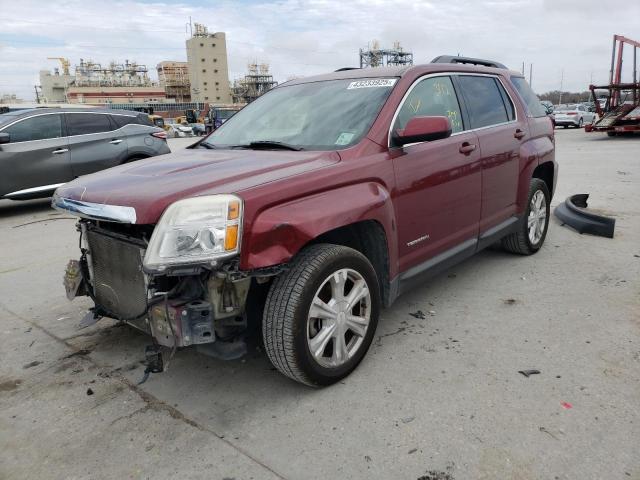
391;75;482;273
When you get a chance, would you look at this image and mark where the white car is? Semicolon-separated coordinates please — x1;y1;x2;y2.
553;104;596;129
167;123;194;138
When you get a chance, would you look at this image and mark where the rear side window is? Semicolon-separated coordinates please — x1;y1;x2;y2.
511;77;547;118
457;76;510;129
3;114;63;143
66;113;114;136
394;76;464;134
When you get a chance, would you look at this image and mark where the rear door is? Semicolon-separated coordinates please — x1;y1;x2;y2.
66;112;128;176
455;74;525;233
0;113;72;198
391;75;482;272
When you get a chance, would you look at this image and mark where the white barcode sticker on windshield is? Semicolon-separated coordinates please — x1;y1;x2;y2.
347;79;397;89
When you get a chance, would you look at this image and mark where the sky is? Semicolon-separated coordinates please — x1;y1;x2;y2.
0;0;639;101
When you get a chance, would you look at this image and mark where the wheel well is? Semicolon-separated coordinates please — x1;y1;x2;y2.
532;162;554;198
311;220;390;306
123;154;150;164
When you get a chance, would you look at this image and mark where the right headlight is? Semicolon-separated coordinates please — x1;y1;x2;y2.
143;194;242;273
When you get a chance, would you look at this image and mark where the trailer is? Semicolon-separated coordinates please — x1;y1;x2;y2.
585;35;640;136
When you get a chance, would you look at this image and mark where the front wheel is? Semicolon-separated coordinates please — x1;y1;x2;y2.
502;178;551;255
262;244;380;386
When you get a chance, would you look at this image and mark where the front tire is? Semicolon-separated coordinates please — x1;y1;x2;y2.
262;244;380;386
502;178;551;255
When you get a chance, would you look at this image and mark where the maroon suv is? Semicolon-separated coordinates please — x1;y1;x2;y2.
53;57;556;386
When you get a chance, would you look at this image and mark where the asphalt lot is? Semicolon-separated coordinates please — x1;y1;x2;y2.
1;131;639;480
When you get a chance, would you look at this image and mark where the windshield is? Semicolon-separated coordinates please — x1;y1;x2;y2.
203;78;397;150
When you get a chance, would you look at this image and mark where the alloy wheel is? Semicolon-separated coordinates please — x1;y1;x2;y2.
528;190;547;245
306;268;371;368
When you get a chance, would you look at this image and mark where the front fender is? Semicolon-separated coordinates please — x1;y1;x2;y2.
240;182;397;274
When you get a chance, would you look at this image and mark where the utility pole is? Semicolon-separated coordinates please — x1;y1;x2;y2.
559;69;564;105
529;63;533;88
34;85;40;104
522;62;525;75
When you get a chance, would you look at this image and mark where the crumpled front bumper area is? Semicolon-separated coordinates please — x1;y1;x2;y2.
66;223;252;357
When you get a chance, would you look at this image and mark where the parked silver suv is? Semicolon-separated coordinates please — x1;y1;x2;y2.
0;108;171;200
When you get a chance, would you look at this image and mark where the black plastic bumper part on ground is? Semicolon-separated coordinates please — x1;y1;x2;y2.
554;194;616;238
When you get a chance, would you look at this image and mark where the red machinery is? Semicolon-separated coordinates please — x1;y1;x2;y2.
586;35;640;135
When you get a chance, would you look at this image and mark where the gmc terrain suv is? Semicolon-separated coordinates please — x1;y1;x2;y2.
53;56;556;386
0;108;169;200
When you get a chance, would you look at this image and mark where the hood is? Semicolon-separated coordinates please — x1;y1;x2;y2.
54;147;340;224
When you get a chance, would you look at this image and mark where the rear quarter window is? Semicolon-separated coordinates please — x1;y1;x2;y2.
111;115;139;128
511;77;548;118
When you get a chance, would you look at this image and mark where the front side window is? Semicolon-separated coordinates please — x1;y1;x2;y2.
203;78;396;150
511;76;547;118
66;113;113;136
3;114;63;143
458;76;510;129
393;76;464;134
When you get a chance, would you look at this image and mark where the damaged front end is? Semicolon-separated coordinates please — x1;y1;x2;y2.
55;194;276;371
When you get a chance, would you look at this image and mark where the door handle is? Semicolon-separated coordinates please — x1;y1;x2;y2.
52;148;69;154
459;142;477;155
514;129;526;139
109;139;123;145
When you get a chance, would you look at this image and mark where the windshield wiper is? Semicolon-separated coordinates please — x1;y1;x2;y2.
233;141;304;151
198;141;216;149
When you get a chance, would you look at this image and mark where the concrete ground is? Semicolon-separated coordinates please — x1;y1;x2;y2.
1;131;639;480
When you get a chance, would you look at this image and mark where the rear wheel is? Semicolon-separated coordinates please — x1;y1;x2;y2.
502;178;550;255
262;244;380;386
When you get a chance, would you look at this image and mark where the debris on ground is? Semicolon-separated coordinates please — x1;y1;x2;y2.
86;388;94;396
561;402;573;409
518;369;541;377
401;416;415;424
22;360;42;369
539;426;560;440
63;349;91;359
504;298;518;305
408;448;418;454
418;470;454;480
409;310;426;319
554;193;616;238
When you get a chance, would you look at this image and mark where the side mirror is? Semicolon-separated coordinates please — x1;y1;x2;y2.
0;132;10;145
392;116;452;147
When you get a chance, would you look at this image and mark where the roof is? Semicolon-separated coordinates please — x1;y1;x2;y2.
281;62;521;87
0;107;141;122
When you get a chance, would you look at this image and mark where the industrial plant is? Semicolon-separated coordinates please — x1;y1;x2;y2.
31;28;413;120
34;22;276;117
359;40;413;68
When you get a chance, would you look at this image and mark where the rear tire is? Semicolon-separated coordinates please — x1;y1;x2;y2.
502;178;550;255
262;244;380;387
